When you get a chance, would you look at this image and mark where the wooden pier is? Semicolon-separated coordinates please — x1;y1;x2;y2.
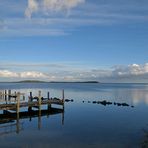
0;90;65;134
0;90;65;112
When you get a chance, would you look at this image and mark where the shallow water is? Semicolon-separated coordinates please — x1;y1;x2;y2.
0;83;148;148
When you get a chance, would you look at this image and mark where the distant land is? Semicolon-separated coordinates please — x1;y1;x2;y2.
16;80;100;83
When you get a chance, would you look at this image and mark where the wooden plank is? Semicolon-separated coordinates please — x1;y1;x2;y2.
0;99;64;110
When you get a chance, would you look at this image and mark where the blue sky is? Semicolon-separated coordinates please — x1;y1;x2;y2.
0;0;148;82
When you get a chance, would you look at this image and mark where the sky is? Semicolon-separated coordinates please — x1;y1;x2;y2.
0;0;148;82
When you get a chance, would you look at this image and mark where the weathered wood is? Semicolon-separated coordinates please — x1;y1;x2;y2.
30;92;33;101
0;90;65;119
38;91;41;108
47;92;50;100
0;99;63;110
8;90;11;101
16;92;20;114
62;89;65;102
5;90;7;101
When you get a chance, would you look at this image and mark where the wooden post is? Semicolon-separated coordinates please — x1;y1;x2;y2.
47;92;50;100
47;91;51;111
30;92;33;101
16;92;20;133
16;92;20;114
62;89;65;102
8;90;11;101
28;92;32;113
38;90;41;108
1;90;3;99
5;90;7;101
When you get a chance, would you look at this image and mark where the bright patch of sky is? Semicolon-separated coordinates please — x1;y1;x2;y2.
0;0;148;82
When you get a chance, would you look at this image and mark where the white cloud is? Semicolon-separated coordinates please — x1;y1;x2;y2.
20;71;49;78
25;0;38;19
25;0;85;18
112;63;148;77
0;70;19;78
0;70;49;79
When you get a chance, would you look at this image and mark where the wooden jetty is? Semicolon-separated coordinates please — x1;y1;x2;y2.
0;90;65;112
0;89;65;134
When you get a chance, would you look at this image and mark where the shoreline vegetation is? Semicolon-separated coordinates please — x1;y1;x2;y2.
0;80;100;83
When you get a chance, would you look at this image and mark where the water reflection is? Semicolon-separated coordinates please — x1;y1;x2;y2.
1;83;148;106
0;83;148;148
0;107;64;135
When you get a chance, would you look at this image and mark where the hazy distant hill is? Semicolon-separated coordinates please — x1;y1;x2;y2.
17;80;47;83
16;80;99;83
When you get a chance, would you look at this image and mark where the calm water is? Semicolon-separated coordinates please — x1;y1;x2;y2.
0;83;148;148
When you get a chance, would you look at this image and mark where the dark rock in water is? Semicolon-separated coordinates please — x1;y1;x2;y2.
92;101;97;104
131;105;134;108
65;99;74;102
99;100;112;106
117;103;121;106
100;100;107;106
65;99;71;102
122;103;129;106
82;101;85;103
90;99;133;108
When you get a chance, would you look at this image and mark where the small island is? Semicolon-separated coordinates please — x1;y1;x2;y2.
15;80;100;83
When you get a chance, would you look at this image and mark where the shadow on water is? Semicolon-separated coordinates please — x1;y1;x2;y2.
0;107;64;136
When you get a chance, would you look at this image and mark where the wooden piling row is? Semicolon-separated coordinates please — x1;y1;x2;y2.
0;90;65;112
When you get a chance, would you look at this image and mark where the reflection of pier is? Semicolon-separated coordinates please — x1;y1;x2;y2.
0;122;23;136
0;90;65;135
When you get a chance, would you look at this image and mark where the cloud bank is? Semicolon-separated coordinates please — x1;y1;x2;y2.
0;70;49;79
25;0;85;18
0;63;148;82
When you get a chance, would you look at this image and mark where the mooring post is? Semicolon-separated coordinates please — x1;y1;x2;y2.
47;92;50;100
16;92;20;134
14;91;17;101
30;92;33;101
8;90;11;101
62;89;65;102
5;90;7;101
47;91;51;111
1;90;3;99
38;91;41;110
16;92;20;114
28;92;32;112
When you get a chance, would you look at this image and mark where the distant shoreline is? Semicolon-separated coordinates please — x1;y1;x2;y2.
0;80;100;83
